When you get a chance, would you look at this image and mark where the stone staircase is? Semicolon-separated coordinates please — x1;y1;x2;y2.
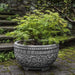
0;12;17;51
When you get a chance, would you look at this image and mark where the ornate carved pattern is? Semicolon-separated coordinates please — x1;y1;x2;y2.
14;41;59;70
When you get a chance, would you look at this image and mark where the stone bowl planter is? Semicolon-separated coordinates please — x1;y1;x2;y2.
14;40;59;71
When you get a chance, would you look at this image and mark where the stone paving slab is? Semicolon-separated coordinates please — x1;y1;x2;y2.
11;72;25;75
8;65;23;72
70;70;75;74
0;72;10;75
8;65;25;75
68;63;75;69
0;65;8;72
25;71;40;75
0;59;74;75
54;71;72;75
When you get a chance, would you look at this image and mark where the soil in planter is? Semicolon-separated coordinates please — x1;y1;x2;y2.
18;40;49;45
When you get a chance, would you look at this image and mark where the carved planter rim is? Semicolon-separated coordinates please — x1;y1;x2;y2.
14;40;59;48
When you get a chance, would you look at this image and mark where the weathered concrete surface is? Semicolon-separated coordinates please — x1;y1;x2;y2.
0;58;74;75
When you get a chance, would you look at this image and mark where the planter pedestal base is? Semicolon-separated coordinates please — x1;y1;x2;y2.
23;67;50;71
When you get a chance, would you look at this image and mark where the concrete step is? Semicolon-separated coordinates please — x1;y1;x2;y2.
0;20;17;26
0;24;17;26
0;43;14;51
0;15;11;18
0;26;16;32
0;34;13;40
0;15;15;20
10;8;23;11
0;34;14;43
0;20;16;24
70;30;75;35
67;35;75;40
0;12;15;15
60;35;75;48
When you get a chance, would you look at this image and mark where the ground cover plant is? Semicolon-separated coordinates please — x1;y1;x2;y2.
6;10;71;45
0;28;4;34
0;51;15;62
0;3;8;12
58;44;75;63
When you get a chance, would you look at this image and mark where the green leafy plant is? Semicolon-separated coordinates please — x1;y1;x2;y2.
6;10;70;45
0;51;15;62
6;16;12;21
0;3;8;12
0;28;4;34
0;7;4;12
6;14;20;21
6;40;11;43
0;40;10;43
